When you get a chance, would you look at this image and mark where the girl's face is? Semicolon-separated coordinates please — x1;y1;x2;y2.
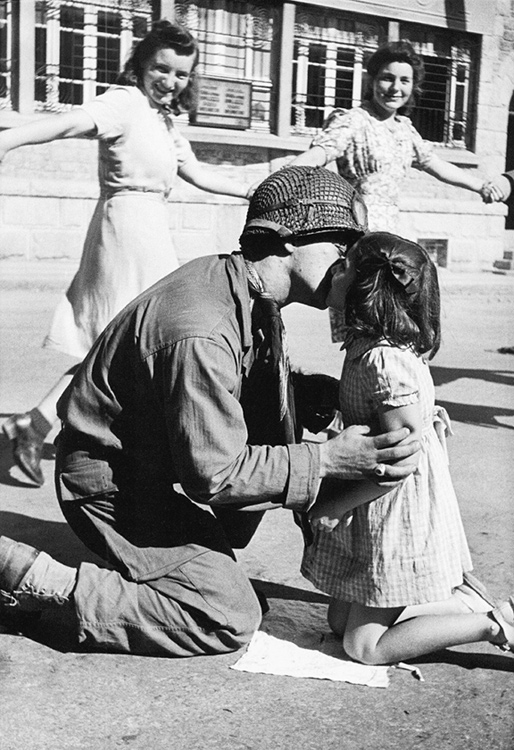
371;61;414;117
140;48;196;109
326;245;358;313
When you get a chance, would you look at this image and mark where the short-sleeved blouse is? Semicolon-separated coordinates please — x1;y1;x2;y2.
301;338;472;607
80;85;193;195
312;104;433;231
43;86;194;359
316;104;435;343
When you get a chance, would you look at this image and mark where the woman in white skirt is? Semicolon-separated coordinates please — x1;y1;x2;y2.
1;21;253;485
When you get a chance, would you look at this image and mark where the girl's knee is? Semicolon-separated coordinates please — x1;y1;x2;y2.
343;631;381;665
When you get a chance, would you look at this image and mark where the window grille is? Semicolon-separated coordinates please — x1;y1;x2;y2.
291;8;387;134
34;0;151;113
95;9;122;96
174;0;277;132
402;24;479;149
290;8;478;150
0;0;10;108
1;0;482;150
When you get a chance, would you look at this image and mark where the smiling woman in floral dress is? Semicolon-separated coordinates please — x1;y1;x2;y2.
292;40;500;340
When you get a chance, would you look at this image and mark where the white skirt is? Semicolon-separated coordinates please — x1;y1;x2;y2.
43;192;179;359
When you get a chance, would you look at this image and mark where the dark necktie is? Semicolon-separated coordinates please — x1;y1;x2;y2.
244;261;297;444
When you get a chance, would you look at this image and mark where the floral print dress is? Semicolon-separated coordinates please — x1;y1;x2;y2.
312;104;434;341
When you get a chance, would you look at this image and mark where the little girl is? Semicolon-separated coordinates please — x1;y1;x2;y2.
301;232;513;665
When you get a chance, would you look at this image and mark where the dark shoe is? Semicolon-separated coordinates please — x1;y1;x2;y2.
0;536;76;612
2;413;45;486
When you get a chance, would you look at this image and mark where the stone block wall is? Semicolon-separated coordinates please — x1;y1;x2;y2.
0;136;264;278
399;169;508;271
0;134;508;280
0;0;513;281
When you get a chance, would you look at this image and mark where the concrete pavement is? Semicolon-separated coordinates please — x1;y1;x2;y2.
0;269;513;750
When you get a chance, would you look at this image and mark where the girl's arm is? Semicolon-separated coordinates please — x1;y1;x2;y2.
290;145;327;167
178;154;254;199
0;109;96;161
309;401;422;531
422;154;504;201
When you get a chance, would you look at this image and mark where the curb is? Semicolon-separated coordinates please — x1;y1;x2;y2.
1;264;514;291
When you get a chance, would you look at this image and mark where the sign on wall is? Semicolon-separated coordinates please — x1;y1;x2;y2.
192;77;252;130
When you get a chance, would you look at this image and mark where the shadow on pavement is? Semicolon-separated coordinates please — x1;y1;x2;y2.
251;578;330;605
435;399;514;430
0;511;102;567
414;647;514;673
430;367;514;428
430;366;514;388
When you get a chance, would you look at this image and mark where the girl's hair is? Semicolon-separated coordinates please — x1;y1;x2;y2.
344;232;441;358
363;40;424;115
117;20;199;114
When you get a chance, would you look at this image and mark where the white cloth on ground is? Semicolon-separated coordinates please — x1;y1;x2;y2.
231;630;390;688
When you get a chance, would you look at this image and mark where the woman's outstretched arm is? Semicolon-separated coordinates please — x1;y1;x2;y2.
0;109;96;162
290;144;327;167
422;153;504;201
178;154;254;198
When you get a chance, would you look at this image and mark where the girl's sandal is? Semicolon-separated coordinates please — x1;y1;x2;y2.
489;597;514;653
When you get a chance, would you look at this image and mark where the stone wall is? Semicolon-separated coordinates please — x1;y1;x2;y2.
0;134;508;280
0;0;513;281
0;136;261;276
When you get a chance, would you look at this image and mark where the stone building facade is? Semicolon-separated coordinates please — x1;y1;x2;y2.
0;0;512;282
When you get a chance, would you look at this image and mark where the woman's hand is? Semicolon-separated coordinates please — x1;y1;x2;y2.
480;176;511;203
179;155;253;198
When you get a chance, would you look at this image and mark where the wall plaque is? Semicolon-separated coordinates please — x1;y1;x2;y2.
192;77;252;130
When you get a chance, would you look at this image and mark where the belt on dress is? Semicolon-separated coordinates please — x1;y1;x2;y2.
101;186;172;200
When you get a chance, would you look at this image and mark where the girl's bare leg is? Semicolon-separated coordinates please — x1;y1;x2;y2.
395;588;492;623
328;583;491;638
342;602;502;665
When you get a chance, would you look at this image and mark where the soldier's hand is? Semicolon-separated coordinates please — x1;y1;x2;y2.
319;424;419;481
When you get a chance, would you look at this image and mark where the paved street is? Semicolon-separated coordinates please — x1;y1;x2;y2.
0;269;513;750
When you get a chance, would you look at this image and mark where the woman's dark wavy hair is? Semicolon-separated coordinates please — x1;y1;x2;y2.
362;40;424;116
344;232;441;358
117;20;199;114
